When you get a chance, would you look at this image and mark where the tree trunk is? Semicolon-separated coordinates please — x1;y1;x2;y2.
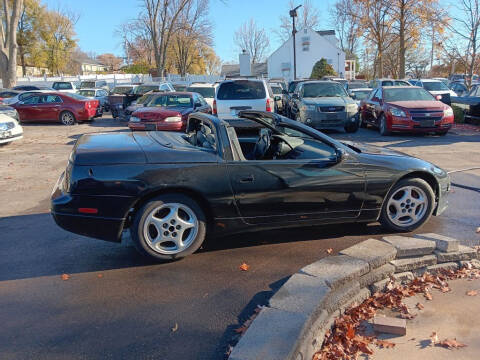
0;0;23;88
19;45;26;77
398;14;406;78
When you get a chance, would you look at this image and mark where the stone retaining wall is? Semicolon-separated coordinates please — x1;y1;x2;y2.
229;233;479;360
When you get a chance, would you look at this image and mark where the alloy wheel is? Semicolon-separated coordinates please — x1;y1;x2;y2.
386;185;428;227
61;112;75;125
143;203;198;255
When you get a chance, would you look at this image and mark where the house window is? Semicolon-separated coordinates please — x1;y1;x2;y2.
281;62;291;71
302;36;310;51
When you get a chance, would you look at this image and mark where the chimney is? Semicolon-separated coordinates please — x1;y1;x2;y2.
239;50;251;76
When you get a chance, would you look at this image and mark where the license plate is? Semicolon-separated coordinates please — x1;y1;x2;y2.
420;120;435;127
0;130;11;139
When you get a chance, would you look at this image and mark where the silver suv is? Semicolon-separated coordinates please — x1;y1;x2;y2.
214;79;274;119
290;81;359;133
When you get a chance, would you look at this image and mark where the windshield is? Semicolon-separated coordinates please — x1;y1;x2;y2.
217;80;266;100
65;93;87;100
422;82;449;91
134;85;158;94
79;82;95;88
270;86;283;95
384;88;435;102
302;82;347;97
111;86;134;94
77;90;95;97
352;90;371;100
136;93;155;105
381;80;410;86
186;87;215;98
149;94;192;107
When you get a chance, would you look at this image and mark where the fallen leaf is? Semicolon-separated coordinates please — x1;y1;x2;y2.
239;262;250;271
416;302;424;310
346;323;355;339
61;274;70;281
171;322;178;332
466;290;478;296
424;291;433;300
97;274;103;278
438;338;467;349
376;339;396;349
326;248;333;255
430;332;439;346
441;286;451;293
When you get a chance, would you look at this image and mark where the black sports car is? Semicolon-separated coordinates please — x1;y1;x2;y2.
51;111;450;261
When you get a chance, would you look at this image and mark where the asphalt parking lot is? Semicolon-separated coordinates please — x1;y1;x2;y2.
0;116;479;360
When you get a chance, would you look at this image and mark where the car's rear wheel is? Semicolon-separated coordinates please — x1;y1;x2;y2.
60;111;75;125
379;178;435;232
379;114;390;136
131;194;207;261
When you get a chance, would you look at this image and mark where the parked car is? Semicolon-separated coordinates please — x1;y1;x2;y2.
186;83;216;108
268;78;287;91
51;110;450;261
269;82;284;114
432;78;449;87
449;74;479;83
290;80;359;133
214;78;274;119
124;91;162;120
110;85;136;95
77;88;110;114
359;86;454;136
3;89;53;105
284;79;309;118
346;81;370;91
78;80;109;91
322;76;348;86
408;79;456;104
0;104;19;120
369;79;411;88
172;83;188;92
0;89;21;103
134;82;174;95
52;81;77;93
108;85;140;118
11;84;53;91
349;88;373;106
451;84;480;123
0;113;23;145
11;92;99;125
128;92;211;131
449;81;469;96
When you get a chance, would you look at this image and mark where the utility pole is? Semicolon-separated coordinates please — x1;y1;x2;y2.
290;5;301;80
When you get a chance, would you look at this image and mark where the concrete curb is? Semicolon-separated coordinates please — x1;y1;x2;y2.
229;234;479;360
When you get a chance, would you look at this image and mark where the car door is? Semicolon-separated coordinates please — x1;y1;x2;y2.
362;88;379;123
227;129;365;225
15;95;41;121
35;94;62;121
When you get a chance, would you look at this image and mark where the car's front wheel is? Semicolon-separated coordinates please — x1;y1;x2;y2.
379;114;390;136
379;178;435;232
345;116;359;133
131;194;207;261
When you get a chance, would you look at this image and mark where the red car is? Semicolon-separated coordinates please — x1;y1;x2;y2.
359;86;454;136
128;92;211;131
11;92;99;125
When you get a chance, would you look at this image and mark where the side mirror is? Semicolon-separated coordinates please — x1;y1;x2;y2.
336;148;348;163
435;95;442;101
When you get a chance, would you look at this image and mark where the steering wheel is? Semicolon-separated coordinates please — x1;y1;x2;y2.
252;129;271;160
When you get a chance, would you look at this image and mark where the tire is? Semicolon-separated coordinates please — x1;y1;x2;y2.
130;193;207;261
379;178;435;232
60;111;76;125
379;114;390;136
345;116;359;133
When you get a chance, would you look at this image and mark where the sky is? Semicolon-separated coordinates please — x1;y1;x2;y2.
43;0;336;63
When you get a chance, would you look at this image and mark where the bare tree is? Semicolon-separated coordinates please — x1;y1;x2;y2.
276;0;320;42
448;0;480;87
143;0;190;77
330;0;361;56
0;0;24;87
234;19;269;64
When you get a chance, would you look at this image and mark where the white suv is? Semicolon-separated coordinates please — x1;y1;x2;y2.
214;79;274;119
186;82;216;108
52;81;77;93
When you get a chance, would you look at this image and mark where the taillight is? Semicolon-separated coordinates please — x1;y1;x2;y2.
212;99;217;115
266;98;272;112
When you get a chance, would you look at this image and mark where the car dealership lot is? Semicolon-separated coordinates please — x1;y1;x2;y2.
0;116;479;360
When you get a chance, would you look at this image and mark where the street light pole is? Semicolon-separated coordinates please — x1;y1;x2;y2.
290;5;301;80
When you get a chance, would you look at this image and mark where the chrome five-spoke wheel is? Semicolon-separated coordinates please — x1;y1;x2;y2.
143;203;198;255
386;186;427;227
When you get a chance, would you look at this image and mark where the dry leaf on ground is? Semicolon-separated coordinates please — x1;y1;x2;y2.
61;274;70;281
376;339;396;349
424;292;433;300
438;338;467;349
97;274;103;278
171;323;178;332
416;302;424;310
466;290;478;296
239;262;249;271
326;248;333;255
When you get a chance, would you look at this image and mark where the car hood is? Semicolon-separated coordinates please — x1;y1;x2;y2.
342;141;408;156
387;100;446;109
303;96;355;106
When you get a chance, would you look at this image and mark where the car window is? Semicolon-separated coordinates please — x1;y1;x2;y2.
301;82;347;98
352;90;371;100
288;82;299;93
270;86;283;95
384;88;435;101
186;86;215;98
78;90;95;97
19;92;40;101
135;85;159;94
111;86;133;94
23;95;40;104
45;95;62;103
53;82;72;90
422;82;449;91
217;81;266;100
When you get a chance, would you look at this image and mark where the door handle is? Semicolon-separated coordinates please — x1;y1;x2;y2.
239;175;254;183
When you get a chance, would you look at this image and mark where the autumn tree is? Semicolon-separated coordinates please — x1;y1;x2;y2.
97;53;123;71
276;0;320;42
234;19;269;64
310;58;337;79
330;0;361;57
203;46;221;75
0;0;24;87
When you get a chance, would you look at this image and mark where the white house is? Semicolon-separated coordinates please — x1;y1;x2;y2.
267;28;346;81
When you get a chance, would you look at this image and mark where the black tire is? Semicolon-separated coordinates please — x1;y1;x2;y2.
345;116;359;133
130;193;207;261
379;178;435;232
60;111;76;125
379;114;390;136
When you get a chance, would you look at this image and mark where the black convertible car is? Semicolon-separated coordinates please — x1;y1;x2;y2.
51;111;450;260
